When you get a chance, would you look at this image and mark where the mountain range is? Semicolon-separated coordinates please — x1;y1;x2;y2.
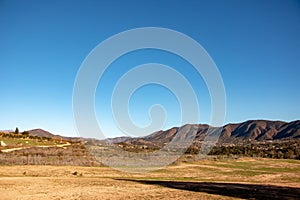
25;119;300;146
104;119;300;147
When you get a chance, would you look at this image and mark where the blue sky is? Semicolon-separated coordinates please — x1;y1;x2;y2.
0;0;299;138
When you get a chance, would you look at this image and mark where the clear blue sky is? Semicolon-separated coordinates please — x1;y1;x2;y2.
0;0;299;137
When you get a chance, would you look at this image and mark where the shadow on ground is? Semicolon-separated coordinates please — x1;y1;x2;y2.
117;179;300;199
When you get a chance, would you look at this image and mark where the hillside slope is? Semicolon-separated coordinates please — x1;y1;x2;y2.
113;120;300;146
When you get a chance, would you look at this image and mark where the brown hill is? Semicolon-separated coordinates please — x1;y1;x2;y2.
25;120;300;146
27;129;61;138
223;120;300;140
27;129;81;142
115;120;300;146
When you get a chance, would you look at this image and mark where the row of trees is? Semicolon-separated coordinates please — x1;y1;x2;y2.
0;129;64;144
1;132;47;140
185;139;300;160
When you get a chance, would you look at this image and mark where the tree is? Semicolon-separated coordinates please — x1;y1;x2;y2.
15;127;19;134
22;131;29;137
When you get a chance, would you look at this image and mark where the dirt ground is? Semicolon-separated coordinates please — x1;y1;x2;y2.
0;158;300;200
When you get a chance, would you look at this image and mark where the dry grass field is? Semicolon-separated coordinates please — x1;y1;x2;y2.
0;158;300;199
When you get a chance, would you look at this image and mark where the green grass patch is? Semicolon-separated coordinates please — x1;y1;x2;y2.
253;166;300;173
207;162;255;170
281;177;300;182
268;159;300;164
1;138;57;147
218;169;267;177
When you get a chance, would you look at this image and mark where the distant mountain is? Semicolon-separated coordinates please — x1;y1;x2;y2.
27;129;61;138
104;136;132;144
221;120;300;140
27;129;81;142
112;120;300;146
26;120;300;146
